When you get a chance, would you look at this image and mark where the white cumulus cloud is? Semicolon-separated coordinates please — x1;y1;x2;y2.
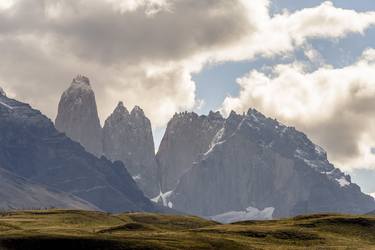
222;49;375;171
0;0;374;130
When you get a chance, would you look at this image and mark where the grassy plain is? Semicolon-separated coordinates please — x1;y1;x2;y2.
0;210;374;249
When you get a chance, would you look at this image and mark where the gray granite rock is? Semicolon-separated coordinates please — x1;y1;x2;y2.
160;109;375;218
55;75;102;156
156;111;225;192
103;102;159;197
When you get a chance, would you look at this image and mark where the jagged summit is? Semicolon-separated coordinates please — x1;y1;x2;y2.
55;75;102;156
103;102;159;197
157;110;225;192
217;109;349;187
72;75;91;89
171;111;225;122
113;101;130;116
131;105;145;117
62;75;94;98
208;110;223;119
157;108;374;218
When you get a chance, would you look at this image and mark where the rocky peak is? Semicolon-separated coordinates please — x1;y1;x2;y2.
227;110;242;121
66;75;92;94
208;111;223;120
55;75;102;156
113;101;130;116
103;103;159;197
164;108;374;218
130;105;147;120
72;74;90;86
131;105;144;114
156;111;225;192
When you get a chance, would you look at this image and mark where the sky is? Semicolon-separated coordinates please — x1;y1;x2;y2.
0;0;374;192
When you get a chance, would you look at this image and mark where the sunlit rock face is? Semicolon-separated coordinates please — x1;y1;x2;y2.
103;102;159;197
55;75;102;156
159;109;375;218
0;93;154;212
156;111;225;192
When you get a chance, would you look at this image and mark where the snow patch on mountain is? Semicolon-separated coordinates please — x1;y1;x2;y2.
0;101;13;110
336;177;350;187
132;174;141;181
210;207;274;224
151;190;173;208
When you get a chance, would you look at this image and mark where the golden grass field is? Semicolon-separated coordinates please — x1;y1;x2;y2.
0;209;374;250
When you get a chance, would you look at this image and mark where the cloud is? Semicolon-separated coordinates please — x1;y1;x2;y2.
222;49;375;171
0;0;375;129
0;0;253;126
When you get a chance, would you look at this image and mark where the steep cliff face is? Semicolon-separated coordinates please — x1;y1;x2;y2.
159;109;374;218
55;75;102;156
103;102;159;197
0;93;154;213
156;111;225;192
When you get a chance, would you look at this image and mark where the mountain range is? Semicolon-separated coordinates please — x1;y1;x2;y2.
0;75;373;221
55;76;159;197
159;109;374;218
0;88;154;213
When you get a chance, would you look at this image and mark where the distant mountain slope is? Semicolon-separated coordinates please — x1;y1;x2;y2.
158;109;375;218
0;167;97;211
0;92;154;213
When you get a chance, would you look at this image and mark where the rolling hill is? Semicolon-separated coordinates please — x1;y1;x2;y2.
0;209;374;250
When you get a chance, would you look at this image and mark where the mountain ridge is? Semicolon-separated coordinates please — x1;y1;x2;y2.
157;108;375;218
0;93;155;213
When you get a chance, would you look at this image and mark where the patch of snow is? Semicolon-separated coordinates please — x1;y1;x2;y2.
75;185;107;193
210;128;225;146
167;201;173;208
204;140;225;156
132;175;141;181
0;101;13;110
369;193;375;199
295;148;332;172
210;206;274;224
151;190;173;208
336;177;350;187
